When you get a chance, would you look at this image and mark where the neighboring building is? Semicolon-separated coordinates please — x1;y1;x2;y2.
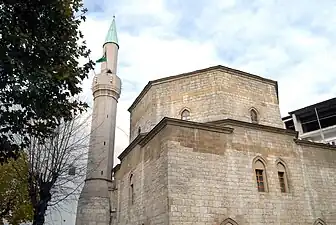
76;18;336;225
282;98;336;145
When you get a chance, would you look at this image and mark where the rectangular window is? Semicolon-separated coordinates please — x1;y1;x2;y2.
278;171;286;192
255;169;265;192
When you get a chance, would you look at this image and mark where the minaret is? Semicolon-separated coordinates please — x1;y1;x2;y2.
76;17;121;225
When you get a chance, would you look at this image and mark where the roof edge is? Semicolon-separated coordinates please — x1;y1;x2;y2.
208;119;298;138
294;138;336;150
128;65;279;112
288;97;336;115
117;133;148;161
281;115;292;121
138;117;234;147
117;117;234;161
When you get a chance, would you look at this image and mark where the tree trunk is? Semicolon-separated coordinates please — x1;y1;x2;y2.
32;198;49;225
32;183;52;225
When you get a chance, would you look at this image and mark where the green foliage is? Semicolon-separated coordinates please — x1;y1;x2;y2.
0;154;33;224
0;0;94;163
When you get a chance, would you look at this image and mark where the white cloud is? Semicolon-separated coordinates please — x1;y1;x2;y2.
78;0;336;174
192;0;336;114
79;8;221;167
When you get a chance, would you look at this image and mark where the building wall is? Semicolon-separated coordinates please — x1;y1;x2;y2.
129;68;283;142
113;129;169;225
300;125;336;144
129;87;155;142
165;121;336;225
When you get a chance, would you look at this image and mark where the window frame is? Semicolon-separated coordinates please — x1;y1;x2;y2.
250;108;259;123
220;218;239;225
255;169;265;192
252;156;269;193
276;160;289;193
313;218;327;225
181;108;191;120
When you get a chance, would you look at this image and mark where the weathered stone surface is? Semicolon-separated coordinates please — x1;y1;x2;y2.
113;120;336;225
113;130;169;225
165;122;336;225
76;38;121;225
111;66;335;225
129;67;283;142
76;196;110;225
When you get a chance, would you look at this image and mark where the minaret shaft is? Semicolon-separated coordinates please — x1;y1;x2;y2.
101;43;119;75
76;17;121;225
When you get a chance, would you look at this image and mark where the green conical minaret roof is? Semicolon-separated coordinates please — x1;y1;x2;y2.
104;16;119;48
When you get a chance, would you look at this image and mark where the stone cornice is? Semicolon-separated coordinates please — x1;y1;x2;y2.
112;163;121;173
85;177;112;183
294;139;336;150
128;65;279;112
208;119;298;138
116;117;234;161
117;133;148;161
138;117;234;147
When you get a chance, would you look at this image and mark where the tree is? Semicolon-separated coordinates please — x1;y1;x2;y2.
0;154;33;224
0;0;94;163
24;113;94;225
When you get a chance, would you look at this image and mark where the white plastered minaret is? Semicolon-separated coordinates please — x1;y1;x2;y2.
75;17;121;225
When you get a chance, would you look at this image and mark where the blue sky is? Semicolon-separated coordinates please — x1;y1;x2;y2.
49;0;336;223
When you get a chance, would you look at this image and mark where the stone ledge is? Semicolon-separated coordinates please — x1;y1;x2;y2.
117;132;148;161
116;117;234;163
208;119;298;137
85;177;113;183
138;117;234;147
294;139;336;150
112;163;121;173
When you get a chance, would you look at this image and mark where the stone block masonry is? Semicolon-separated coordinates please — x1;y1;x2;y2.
111;65;335;225
165;121;336;225
113;128;170;225
128;66;283;142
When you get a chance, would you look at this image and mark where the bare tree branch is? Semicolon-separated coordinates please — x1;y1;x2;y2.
9;108;115;224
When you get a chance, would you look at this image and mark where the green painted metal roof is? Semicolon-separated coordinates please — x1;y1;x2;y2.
104;16;119;47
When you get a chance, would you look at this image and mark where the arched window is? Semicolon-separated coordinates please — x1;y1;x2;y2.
129;174;134;205
253;157;268;192
277;161;289;193
220;218;239;225
314;218;327;225
181;109;190;120
250;108;258;123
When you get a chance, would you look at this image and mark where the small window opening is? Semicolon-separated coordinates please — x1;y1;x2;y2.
138;127;141;135
253;158;268;192
181;109;190;120
111;171;115;180
101;171;104;175
104;141;106;145
129;174;134;205
107;114;108;118
278;172;286;192
68;166;76;176
251;109;258;123
277;162;289;193
255;169;265;192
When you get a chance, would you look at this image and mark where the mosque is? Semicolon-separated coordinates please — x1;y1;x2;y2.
75;17;336;225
